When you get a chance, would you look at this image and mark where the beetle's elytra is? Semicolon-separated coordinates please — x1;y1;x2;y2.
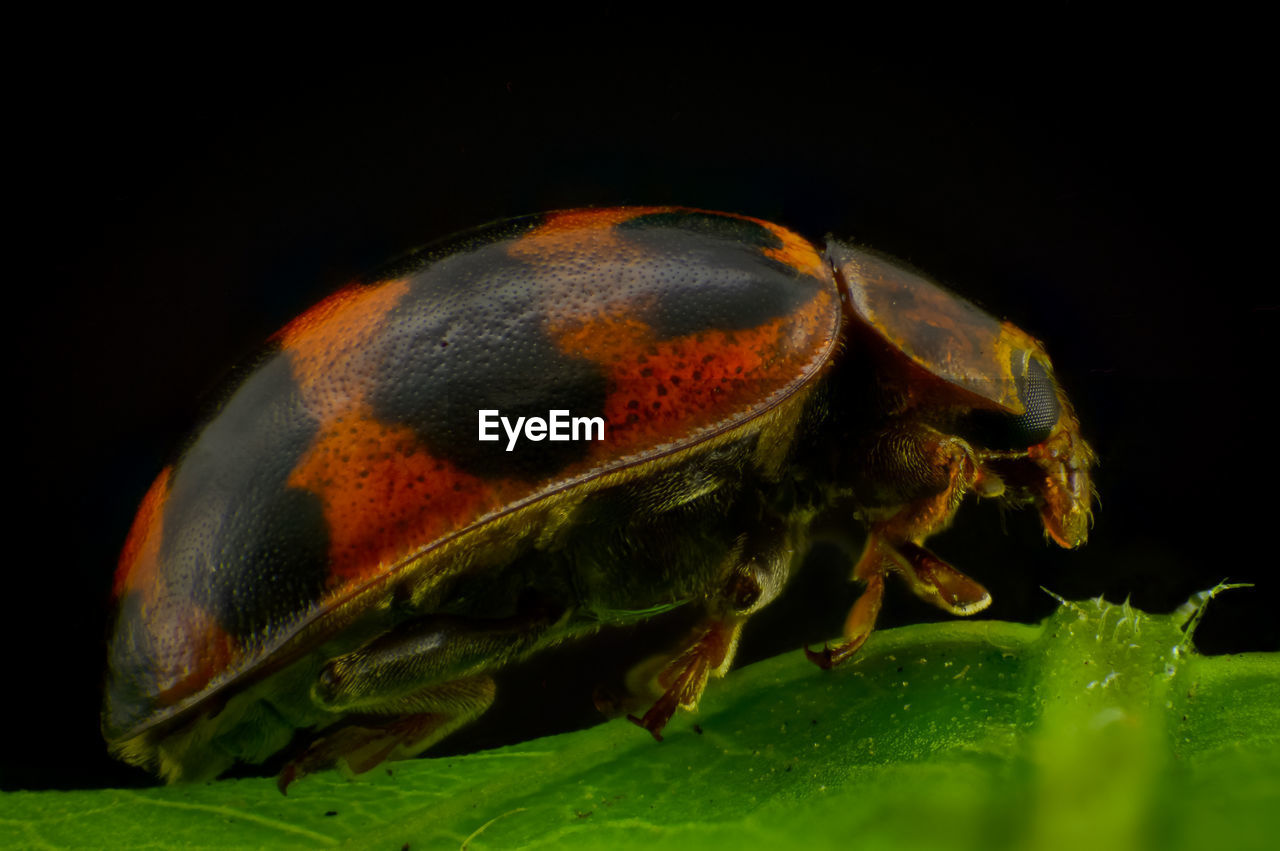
104;208;1095;790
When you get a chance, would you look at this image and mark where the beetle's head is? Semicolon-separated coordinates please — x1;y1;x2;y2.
829;241;1096;548
964;346;1096;549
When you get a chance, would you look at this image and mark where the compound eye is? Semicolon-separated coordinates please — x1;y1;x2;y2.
959;356;1061;450
1009;357;1060;446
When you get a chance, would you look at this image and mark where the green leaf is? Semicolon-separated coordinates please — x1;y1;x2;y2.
4;590;1276;850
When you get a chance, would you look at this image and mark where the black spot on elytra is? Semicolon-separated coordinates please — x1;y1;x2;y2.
617;211;821;338
620;210;782;251
367;243;607;481
103;590;160;739
159;354;330;641
356;215;546;285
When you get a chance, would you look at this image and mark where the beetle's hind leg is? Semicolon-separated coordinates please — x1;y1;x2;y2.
278;601;563;791
278;675;494;793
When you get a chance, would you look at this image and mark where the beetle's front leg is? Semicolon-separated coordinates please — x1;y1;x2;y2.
805;532;991;668
278;601;562;791
859;420;1005;537
809;422;996;669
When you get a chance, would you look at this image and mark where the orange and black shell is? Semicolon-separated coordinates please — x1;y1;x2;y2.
104;208;844;745
103;207;1048;748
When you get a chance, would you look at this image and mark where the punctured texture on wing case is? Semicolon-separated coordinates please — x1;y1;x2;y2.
105;208;840;741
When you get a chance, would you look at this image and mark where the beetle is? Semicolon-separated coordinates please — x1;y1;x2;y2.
104;207;1094;790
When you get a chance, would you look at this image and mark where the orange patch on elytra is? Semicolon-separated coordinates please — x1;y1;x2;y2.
274;279;411;415
508;207;671;264
152;608;237;707
759;221;826;280
278;278;524;590
553;285;838;452
287;407;503;585
113;466;171;601
514;209;825;281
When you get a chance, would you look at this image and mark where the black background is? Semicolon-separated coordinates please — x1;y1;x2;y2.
8;38;1274;791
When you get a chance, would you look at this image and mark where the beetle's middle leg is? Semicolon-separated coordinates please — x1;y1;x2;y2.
623;517;795;739
278;599;563;791
808;422;997;669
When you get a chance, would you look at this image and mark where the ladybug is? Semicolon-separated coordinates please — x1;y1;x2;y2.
104;208;1094;790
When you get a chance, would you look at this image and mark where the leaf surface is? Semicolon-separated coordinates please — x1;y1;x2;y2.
3;592;1275;850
